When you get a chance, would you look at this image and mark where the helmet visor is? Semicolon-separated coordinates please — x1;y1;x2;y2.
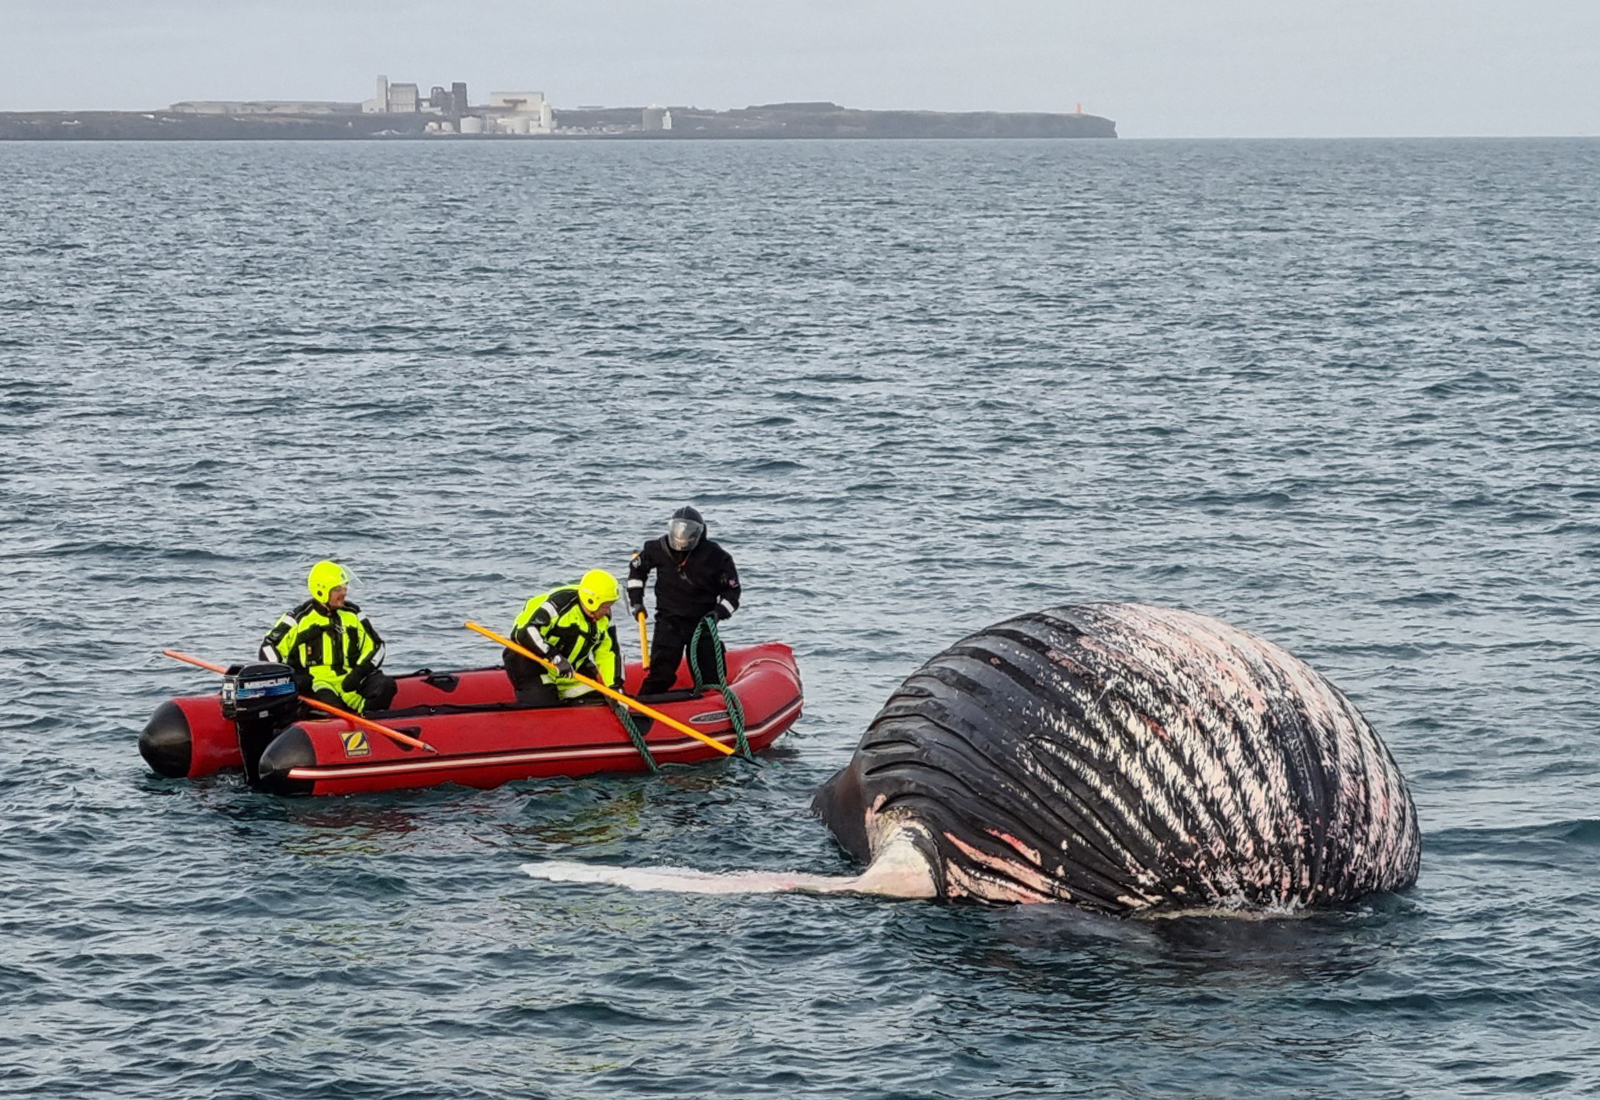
309;562;357;602
668;518;703;551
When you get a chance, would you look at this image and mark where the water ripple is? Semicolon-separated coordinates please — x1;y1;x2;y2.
1;136;1598;1100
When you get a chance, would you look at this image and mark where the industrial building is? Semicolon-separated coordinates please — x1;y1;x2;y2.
485;92;553;134
170;75;663;137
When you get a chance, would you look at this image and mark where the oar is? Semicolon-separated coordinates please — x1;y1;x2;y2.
636;610;651;668
161;648;438;754
462;622;735;756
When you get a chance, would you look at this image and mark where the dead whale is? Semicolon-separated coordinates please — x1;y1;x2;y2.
524;603;1421;916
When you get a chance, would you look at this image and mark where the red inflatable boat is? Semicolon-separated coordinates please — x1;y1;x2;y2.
140;643;802;796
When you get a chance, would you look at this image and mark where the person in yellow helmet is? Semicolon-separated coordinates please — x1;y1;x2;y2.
503;569;623;706
259;560;397;714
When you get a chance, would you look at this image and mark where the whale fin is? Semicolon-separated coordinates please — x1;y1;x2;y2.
520;861;859;895
519;828;940;899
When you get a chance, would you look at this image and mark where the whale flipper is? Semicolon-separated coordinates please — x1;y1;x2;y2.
520;603;1420;917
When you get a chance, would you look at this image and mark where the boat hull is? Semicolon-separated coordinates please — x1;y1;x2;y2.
141;643;802;795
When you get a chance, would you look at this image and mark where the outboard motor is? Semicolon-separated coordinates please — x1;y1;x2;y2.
221;662;300;786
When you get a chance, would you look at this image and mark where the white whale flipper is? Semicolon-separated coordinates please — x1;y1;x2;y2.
520;827;938;899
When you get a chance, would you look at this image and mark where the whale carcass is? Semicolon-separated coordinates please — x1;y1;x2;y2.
525;603;1421;915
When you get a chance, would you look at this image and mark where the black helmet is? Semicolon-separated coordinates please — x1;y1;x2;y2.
667;506;705;551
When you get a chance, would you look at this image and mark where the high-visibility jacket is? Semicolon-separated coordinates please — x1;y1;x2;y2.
259;598;386;712
508;585;620;694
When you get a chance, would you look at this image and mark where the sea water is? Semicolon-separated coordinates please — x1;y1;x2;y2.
1;137;1597;1098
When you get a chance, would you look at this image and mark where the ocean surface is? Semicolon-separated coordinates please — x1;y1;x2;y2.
1;136;1597;1098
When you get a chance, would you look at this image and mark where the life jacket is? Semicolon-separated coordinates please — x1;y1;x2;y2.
509;586;620;686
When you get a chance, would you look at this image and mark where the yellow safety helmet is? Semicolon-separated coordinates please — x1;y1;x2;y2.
307;560;350;603
577;569;620;614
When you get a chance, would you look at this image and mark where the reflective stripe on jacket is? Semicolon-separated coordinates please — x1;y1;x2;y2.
260;598;386;683
626;536;740;621
508;586;620;688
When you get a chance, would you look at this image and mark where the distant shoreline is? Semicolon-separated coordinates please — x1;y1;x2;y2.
0;102;1117;141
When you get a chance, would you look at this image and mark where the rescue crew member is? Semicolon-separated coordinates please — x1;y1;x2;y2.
504;569;623;706
259;560;397;714
628;506;740;697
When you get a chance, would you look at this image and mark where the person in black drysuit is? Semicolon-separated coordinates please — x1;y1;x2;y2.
627;506;741;698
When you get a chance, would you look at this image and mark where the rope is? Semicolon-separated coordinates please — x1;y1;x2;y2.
613;704;660;773
689;616;753;760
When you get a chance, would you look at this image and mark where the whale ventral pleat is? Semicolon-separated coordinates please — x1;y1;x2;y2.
812;601;1421;915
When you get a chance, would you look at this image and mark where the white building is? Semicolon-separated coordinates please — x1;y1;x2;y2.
487;91;553;134
363;75;420;114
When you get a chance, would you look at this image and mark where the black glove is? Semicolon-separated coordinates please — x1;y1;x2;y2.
631;603;646;620
550;655;575;679
713;605;732;622
341;664;371;692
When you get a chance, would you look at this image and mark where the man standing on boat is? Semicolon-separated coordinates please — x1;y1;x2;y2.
259;560;398;714
504;570;624;705
628;506;741;698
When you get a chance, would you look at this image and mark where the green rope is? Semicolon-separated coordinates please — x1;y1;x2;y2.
689;616;753;761
612;704;660;774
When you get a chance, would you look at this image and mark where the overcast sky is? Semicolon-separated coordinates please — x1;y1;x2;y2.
4;0;1598;138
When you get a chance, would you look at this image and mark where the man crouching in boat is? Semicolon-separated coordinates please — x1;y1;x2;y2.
259;560;398;715
503;570;623;706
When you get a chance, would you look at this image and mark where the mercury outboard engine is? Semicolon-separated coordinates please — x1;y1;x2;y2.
221;662;300;786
